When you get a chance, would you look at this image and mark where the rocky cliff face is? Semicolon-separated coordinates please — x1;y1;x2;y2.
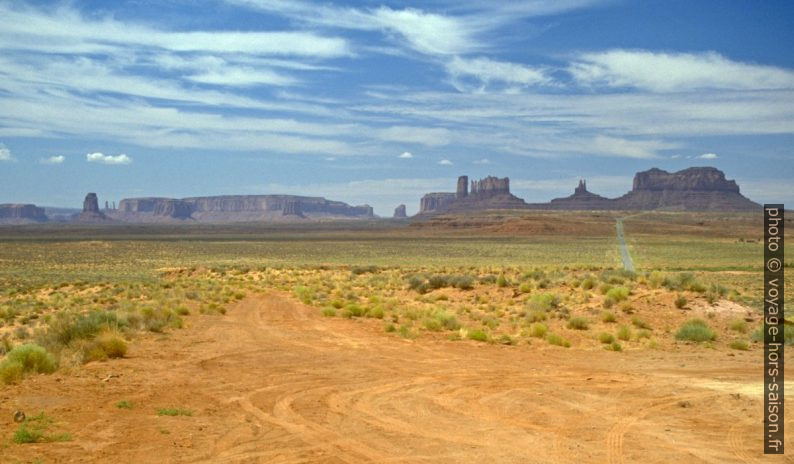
78;193;108;222
547;179;613;210
419;176;525;214
614;167;757;211
393;204;407;218
113;195;373;222
0;204;47;223
632;167;740;192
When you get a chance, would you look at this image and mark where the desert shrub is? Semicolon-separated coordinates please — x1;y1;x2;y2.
631;316;651;330
526;310;547;323
430;309;460;331
497;335;515;345
366;306;385;319
321;307;336;317
530;323;548;338
598;283;613;295
0;360;24;384
294;286;314;304
5;344;56;374
156;408;192;416
344;303;366;318
619;302;634;314
581;278;596;290
467;329;489;342
546;333;571;348
496;274;509;288
92;332;127;360
604;287;630;307
597;332;615;344
351;265;379;275
601;311;617;323
606;342;623;352
518;283;532;294
729;340;749;351
648;271;665;288
116;400;133;409
729;318;748;333
617;325;632;341
13;412;71;444
567;317;589;330
423;318;442;331
674;294;687;309
675;319;716;342
384;323;396;333
527;293;560;312
636;329;652;339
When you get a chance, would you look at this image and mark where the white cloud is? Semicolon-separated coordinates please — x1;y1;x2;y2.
40;155;65;164
86;152;132;165
399;151;414;159
0;145;13;161
439;159;453;165
474;158;491;164
591;135;676;159
186;67;298;87
570;50;794;92
698;153;719;159
377;126;451;146
446;56;551;91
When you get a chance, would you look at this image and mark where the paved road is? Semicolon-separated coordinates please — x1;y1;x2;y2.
616;218;635;272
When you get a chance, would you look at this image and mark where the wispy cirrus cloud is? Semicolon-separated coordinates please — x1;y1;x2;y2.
569;50;794;92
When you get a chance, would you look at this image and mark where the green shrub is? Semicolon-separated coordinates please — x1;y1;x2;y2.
366;306;385;319
601;311;617;323
3;344;56;375
526;310;547;323
321;307;336;317
384;323;396;333
729;318;748;333
546;333;571;348
530;323;548;338
674;294;687;309
606;342;623;352
12;412;70;444
581;278;596;290
729;340;749;351
497;334;515;345
617;325;632;341
156;408;192;417
527;293;560;312
675;319;716;342
423;318;442;331
116;400;133;409
0;360;24;384
597;332;615;344
631;316;651;330
467;329;489;342
567;317;589;330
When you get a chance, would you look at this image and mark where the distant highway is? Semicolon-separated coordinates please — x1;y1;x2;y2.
616;218;635;272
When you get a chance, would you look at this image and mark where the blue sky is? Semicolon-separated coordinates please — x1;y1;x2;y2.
1;0;793;215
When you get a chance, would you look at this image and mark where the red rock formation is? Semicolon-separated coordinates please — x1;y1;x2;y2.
78;193;108;222
456;176;468;199
0;204;47;222
282;199;304;217
393;204;407;218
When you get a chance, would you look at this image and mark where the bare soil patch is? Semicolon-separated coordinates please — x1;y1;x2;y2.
1;293;790;463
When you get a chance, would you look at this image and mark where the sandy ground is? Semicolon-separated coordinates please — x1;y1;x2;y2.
1;293;792;463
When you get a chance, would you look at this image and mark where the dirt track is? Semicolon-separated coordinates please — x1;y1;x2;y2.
2;294;791;463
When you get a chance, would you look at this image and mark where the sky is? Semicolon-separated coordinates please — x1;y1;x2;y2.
1;0;793;216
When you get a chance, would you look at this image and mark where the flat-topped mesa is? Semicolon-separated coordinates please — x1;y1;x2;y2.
632;167;740;192
615;167;757;211
419;193;456;214
0;204;47;222
281;199;304;217
113;195;373;222
393;204;407;218
470;176;510;198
